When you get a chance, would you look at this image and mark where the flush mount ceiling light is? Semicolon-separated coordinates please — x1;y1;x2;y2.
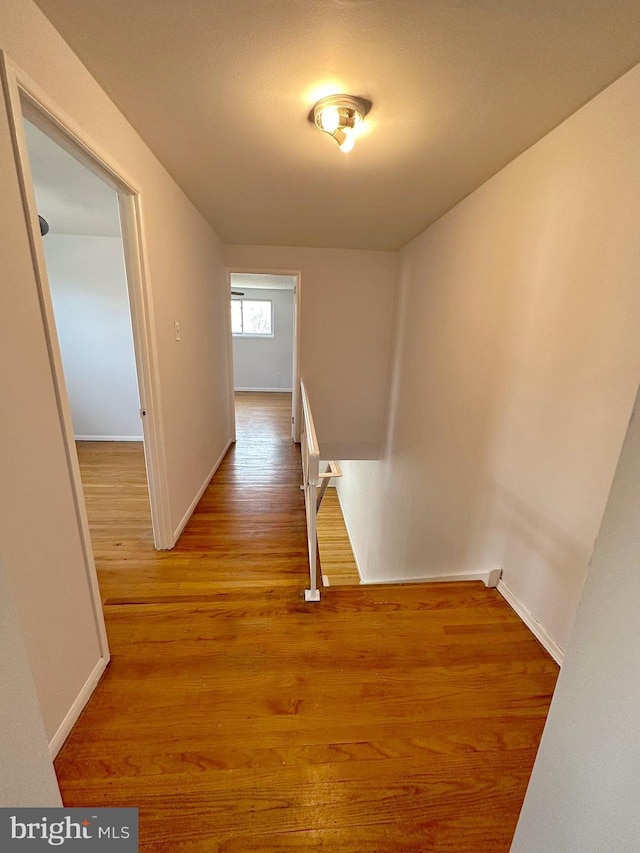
313;94;368;153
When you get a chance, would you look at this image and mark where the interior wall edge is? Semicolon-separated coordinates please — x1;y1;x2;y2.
497;579;565;666
172;438;233;544
48;655;109;758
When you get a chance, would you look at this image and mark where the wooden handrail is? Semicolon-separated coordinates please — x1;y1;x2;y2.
300;378;320;486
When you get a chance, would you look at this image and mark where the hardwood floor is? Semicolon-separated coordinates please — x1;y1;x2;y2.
57;392;558;851
76;440;155;602
317;489;360;586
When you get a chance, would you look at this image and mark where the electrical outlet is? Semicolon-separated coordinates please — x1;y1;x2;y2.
276;371;281;379
174;321;181;341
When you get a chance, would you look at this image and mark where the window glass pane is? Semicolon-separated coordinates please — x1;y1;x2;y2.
231;300;243;334
243;300;272;335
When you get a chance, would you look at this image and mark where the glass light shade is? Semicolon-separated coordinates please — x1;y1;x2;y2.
338;130;356;153
318;106;340;134
313;95;367;152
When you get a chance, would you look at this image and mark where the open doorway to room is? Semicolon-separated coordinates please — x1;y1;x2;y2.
229;272;299;441
17;114;159;603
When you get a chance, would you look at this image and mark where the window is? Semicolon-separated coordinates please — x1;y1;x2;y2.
231;299;273;336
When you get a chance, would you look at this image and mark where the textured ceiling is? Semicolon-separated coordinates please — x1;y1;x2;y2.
34;0;640;250
24;119;121;237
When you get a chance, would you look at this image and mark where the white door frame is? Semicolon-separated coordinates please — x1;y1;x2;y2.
225;267;302;441
0;55;174;613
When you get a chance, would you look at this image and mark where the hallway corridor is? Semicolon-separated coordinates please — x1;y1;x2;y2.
78;392;306;604
56;393;558;851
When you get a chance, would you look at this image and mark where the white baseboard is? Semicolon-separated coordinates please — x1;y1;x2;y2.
49;655;109;758
360;568;501;587
234;387;292;393
497;579;565;666
75;435;143;441
172;438;232;542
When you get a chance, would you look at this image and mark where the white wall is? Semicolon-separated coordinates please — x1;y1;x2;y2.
511;388;640;852
233;287;294;391
337;61;640;654
0;0;232;753
0;558;62;807
224;245;398;459
44;233;142;439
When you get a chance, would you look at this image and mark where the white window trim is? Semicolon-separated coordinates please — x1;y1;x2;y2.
231;297;274;338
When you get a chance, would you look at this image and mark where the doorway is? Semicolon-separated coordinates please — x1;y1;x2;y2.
228;271;300;441
3;66;172;554
22;116;156;567
3;65;174;639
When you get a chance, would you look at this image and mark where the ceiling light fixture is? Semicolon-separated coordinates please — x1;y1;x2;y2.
313;94;368;153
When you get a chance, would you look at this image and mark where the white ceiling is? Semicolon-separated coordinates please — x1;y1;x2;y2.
230;273;296;291
24;119;121;238
34;0;640;250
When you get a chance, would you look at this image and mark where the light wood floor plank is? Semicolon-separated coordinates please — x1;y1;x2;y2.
55;391;558;851
317;488;360;585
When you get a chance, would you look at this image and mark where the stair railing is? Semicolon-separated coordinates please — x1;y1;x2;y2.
300;379;342;601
